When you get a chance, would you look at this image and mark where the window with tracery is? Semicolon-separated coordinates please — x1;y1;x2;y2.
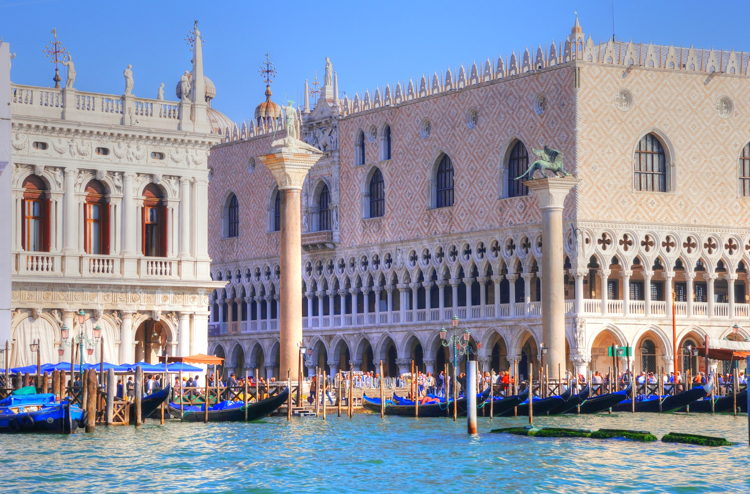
634;133;668;192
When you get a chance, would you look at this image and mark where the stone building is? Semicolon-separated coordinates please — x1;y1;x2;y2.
7;23;225;366
1;41;11;353
208;20;750;379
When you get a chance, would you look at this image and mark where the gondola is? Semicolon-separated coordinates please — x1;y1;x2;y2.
478;394;523;416
362;394;460;417
497;393;566;417
553;386;591;414
129;384;171;424
680;389;747;413
611;386;707;413
0;391;84;434
572;388;629;414
169;387;288;422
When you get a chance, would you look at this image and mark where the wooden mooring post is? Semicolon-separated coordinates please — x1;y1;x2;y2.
444;363;450;418
733;367;739;416
106;368;115;425
348;362;354;419
204;371;209;424
379;361;385;419
134;366;143;427
528;363;534;426
287;369;292;422
255;368;260;403
314;367;320;417
336;371;342;418
85;369;97;433
489;368;494;420
322;370;327;420
244;370;249;422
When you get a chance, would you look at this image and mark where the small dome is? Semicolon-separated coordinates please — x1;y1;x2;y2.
176;73;216;103
207;107;234;135
254;85;281;121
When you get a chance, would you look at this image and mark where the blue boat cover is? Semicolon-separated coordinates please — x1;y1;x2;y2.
167;362;202;372
0;393;56;406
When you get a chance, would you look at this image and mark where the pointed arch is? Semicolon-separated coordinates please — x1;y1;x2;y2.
505;139;529;197
431;152;454;208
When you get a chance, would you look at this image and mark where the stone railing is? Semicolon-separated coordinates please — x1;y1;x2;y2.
81;255;120;277
11;84;186;131
15;252;61;275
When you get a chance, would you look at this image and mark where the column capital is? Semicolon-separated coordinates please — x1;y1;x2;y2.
684;271;696;280
436;281;447;288
725;273;738;281
574;269;588;278
349;288;359;295
315;290;326;297
491;275;503;283
64;167;78;177
643;270;654;279
409;282;420;290
599;269;611;278
327;289;337;297
506;273;518;282
621;270;632;278
523;176;579;210
476;276;488;284
397;283;409;291
703;272;718;282
449;278;461;287
338;289;347;296
257;141;325;190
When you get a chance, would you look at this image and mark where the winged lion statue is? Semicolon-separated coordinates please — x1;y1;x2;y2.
515;146;569;180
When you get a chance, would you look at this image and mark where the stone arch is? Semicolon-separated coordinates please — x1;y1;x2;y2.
515;330;539;380
485;330;510;372
248;342;265;377
268;340;280;379
588;324;628;374
312;338;329;375
633;326;672;374
10;313;60;367
134;318;172;364
375;334;398;377
230;343;245;377
402;334;425;372
429;151;455;208
502;138;530;198
354;336;375;372
632;129;676;192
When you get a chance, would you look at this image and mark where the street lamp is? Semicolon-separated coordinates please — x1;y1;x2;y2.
297;345;307;405
60;310;102;384
438;317;474;420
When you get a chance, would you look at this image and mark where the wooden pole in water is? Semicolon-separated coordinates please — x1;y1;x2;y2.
444;363;450;418
287;369;292;422
51;370;59;401
135;366;143;427
337;371;342;417
315;367;320;417
558;363;562;397
528;362;533;426
61;370;67;400
658;366;664;413
42;372;50;395
452;359;458;422
35;339;41;391
379;361;385;419
179;370;184;418
467;355;478;435
631;371;636;414
348;363;354;419
322;370;327;420
106;368;115;425
255;368;260;403
710;372;716;414
244;370;249;422
413;360;419;419
85;369;97;433
733;367;739;416
746;356;750;445
489;368;494;420
204;369;209;424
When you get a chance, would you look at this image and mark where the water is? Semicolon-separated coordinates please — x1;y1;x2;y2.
1;412;748;493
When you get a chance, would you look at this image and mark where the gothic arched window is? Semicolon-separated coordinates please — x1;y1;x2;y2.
84;180;110;255
634;133;668;192
355;130;365;165
270;188;281;232
369;168;385;218
507;140;529;198
317;184;331;231
739;143;750;196
434;153;454;208
381;125;391;160
142;183;167;257
21;175;50;252
224;193;239;238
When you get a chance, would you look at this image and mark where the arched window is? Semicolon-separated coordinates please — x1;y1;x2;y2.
142;183;167;257
381;125;391;160
84;180;109;255
317;184;331;231
355;130;365;165
634;133;668;192
369;168;385;218
269;188;281;232
640;339;657;373
224;193;239;238
434;154;454;208
739;143;750;196
507;140;529;197
21;175;50;252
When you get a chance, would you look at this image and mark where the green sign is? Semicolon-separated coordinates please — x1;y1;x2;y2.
607;346;633;357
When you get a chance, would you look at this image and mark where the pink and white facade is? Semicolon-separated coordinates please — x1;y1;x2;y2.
208;21;750;379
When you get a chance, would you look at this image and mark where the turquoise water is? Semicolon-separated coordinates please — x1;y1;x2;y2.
1;412;748;493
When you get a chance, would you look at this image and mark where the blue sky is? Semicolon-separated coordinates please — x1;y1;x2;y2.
1;0;749;123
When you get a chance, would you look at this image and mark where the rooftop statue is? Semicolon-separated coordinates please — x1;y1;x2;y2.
324;57;333;87
123;64;134;95
62;55;76;89
157;82;165;100
515;146;569;180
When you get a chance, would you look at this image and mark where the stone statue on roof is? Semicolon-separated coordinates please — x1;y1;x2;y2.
157;82;165;100
62;55;76;89
268;102;323;155
179;71;191;102
123;64;134;95
324;57;333;87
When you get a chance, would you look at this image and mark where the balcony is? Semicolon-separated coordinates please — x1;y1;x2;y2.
301;230;336;252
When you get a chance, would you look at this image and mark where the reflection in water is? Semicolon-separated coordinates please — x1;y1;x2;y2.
0;413;747;492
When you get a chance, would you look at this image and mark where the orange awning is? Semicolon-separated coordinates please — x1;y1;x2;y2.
160;354;224;365
697;348;750;361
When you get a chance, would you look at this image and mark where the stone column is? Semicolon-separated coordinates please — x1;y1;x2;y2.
507;274;517;316
410;282;419;321
437;281;446;320
119;312;134;364
386;288;393;323
362;288;371;322
622;270;631;316
317;290;325;327
705;273;716;317
350;288;359;323
644;270;653;317
179;176;192;258
450;280;460;315
122;172;138;277
192;312;209;355
522;273;533;315
665;272;674;318
328;289;336;321
397;284;408;323
373;288;381;323
477;276;487;309
492;275;502;316
258;135;323;379
424;359;435;375
525;176;578;380
727;274;737;319
574;270;585;315
62;168;80;276
686;271;694;317
396;358;410;377
599;269;610;315
178;312;191;356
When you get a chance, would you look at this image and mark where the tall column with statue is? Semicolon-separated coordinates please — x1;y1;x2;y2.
257;104;323;379
522;146;578;380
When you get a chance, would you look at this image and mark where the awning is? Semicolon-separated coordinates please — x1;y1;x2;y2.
697;339;750;361
167;362;203;372
160;354;224;365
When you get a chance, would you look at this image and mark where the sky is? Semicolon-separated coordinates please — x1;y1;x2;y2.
1;0;749;124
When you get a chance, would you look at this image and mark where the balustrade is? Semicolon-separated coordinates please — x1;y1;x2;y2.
693;302;707;316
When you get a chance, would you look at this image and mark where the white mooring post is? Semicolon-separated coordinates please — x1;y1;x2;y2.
746;356;750;446
467;354;478;435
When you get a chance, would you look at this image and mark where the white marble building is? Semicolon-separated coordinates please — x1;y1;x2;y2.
7;23;226;366
0;42;12;356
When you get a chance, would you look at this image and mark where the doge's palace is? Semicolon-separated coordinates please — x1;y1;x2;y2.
207;20;750;381
7;23;226;366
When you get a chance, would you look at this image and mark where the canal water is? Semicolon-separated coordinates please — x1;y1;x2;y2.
1;412;747;493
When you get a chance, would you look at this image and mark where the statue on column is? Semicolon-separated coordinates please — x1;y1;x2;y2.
123;64;134;95
62;55;76;89
515;146;569;180
324;57;333;87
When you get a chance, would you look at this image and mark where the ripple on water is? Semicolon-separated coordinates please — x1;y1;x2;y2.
0;413;748;493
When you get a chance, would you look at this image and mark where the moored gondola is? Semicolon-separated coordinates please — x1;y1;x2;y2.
362;394;459;417
170;387;288;422
572;388;629;414
611;386;707;413
130;384;171;424
0;390;85;434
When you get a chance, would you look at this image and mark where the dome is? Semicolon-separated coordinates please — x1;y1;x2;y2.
207;107;235;135
176;73;216;102
254;85;281;121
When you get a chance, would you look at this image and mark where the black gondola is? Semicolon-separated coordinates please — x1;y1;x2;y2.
362;394;460;417
611;386;707;413
170;388;288;422
572;388;629;414
479;394;523;416
553;386;591;414
129;384;171;424
497;394;566;417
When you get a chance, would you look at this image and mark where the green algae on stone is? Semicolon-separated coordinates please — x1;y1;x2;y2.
590;429;657;442
661;432;732;447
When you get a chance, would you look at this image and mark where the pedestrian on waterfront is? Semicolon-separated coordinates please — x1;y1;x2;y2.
324;377;334;404
116;378;124;399
437;371;445;397
126;376;135;399
309;376;317;404
227;373;238;389
146;374;156;394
